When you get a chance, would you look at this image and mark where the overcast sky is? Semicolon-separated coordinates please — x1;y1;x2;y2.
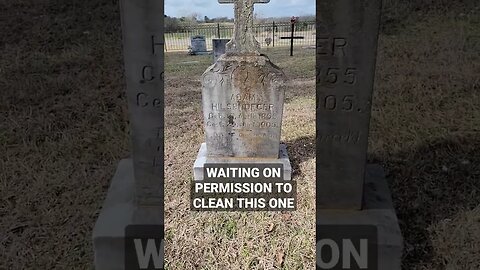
165;0;315;19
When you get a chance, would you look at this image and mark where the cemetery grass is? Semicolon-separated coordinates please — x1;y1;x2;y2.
164;47;316;269
0;1;479;269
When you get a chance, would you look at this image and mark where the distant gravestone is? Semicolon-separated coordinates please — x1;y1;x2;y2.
92;0;164;269
194;0;291;180
190;35;208;55
212;38;230;62
316;0;403;269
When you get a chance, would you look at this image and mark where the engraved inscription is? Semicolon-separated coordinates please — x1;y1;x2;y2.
317;37;347;56
141;65;155;82
206;101;278;129
119;0;164;205
151;35;164;55
319;95;356;112
317;131;361;144
211;103;274;111
316;67;357;85
136;92;162;108
231;93;262;102
202;55;285;158
207;112;276;120
316;0;383;209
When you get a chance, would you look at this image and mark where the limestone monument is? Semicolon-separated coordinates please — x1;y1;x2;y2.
92;0;164;269
194;0;291;180
316;0;403;269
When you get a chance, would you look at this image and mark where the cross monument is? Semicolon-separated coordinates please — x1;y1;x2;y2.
280;17;304;56
219;0;269;54
193;0;292;180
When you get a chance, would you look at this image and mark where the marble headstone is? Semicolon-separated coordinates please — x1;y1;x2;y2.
202;56;285;158
194;0;291;180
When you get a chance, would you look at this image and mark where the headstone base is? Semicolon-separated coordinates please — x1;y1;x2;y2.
92;159;163;270
317;165;403;270
193;143;292;180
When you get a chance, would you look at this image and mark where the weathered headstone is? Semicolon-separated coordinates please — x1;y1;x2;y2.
316;0;382;210
194;0;291;180
190;35;209;55
316;0;402;269
212;38;230;62
92;0;164;269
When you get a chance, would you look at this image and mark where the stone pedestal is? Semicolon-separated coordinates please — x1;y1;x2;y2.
193;143;292;181
317;165;403;270
92;159;163;270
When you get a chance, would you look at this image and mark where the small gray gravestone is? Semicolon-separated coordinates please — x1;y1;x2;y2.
92;0;164;269
212;38;230;62
190;35;209;55
316;0;403;269
193;0;291;180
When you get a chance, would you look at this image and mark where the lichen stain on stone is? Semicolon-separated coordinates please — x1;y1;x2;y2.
228;115;234;125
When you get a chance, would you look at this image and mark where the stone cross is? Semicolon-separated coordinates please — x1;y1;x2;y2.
280;18;304;56
218;0;270;54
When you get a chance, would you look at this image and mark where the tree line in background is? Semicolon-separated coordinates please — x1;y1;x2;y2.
164;14;315;33
165;0;478;34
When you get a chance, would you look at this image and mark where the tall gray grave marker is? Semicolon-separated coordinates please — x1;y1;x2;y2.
93;0;164;269
316;0;403;269
316;0;381;210
194;0;291;180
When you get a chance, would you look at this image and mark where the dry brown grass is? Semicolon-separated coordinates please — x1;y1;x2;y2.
0;0;479;269
371;13;480;270
164;47;316;269
430;206;480;269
